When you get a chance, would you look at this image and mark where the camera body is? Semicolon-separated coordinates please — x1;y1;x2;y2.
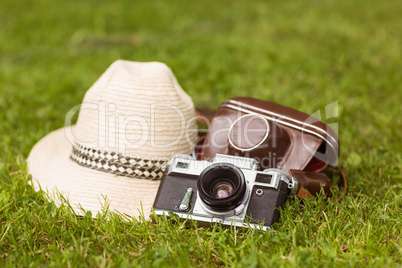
153;154;297;230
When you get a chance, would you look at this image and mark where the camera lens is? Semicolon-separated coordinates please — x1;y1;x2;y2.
197;163;246;211
214;183;233;199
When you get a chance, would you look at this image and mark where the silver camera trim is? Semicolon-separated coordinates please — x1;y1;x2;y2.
153;209;272;231
193;185;251;218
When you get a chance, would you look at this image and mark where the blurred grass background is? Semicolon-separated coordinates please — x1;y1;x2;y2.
0;0;401;266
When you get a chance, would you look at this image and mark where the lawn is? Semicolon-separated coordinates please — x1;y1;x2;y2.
0;0;401;266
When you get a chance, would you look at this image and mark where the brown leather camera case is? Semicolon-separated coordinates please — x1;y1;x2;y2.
197;97;340;197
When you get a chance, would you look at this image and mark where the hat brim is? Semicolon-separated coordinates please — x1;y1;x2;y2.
27;126;161;219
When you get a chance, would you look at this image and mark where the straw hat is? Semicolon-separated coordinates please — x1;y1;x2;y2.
27;60;198;219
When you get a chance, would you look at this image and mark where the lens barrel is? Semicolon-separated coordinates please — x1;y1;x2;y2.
197;163;246;211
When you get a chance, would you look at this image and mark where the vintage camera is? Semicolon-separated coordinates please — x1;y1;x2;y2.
153;154;298;230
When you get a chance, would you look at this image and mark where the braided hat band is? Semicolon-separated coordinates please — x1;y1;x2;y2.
70;142;167;180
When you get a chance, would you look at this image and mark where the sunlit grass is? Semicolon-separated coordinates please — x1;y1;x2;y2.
0;0;401;266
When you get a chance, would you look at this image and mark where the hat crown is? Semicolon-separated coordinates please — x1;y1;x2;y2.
72;60;197;160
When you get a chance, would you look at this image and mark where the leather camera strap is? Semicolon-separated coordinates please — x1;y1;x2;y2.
335;166;347;202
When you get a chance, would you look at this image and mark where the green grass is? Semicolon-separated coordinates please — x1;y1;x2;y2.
1;0;401;266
